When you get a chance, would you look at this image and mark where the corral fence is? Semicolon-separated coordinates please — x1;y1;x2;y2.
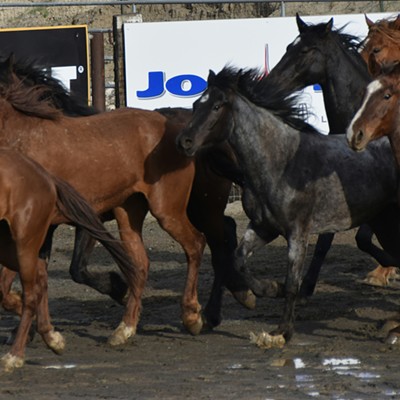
0;0;396;202
0;0;395;109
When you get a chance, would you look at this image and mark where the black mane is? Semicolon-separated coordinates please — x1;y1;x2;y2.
301;21;367;74
210;65;320;134
0;54;98;117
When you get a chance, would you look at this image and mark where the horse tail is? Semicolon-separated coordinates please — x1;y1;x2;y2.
53;177;137;288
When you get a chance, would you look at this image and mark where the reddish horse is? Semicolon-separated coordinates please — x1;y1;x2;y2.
0;55;254;338
0;58;231;349
0;149;135;372
362;14;400;76
347;59;400;345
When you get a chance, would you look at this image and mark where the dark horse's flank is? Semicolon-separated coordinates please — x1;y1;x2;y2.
0;149;135;373
177;66;400;346
263;14;400;290
0;55;254;335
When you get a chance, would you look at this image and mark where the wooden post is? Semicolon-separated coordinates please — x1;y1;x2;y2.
113;13;142;108
90;32;106;112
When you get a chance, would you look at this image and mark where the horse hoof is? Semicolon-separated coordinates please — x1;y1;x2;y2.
386;332;400;345
1;353;24;373
249;331;286;349
108;322;136;347
203;310;221;330
43;330;66;355
232;289;256;310
186;317;203;336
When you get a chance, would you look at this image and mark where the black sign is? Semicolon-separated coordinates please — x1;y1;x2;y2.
0;26;89;102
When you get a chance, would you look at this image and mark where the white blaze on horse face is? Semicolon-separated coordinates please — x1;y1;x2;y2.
346;80;383;140
199;93;209;103
292;36;301;46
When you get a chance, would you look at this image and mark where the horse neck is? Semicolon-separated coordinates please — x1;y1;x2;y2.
321;46;371;134
229;94;298;188
387;122;400;168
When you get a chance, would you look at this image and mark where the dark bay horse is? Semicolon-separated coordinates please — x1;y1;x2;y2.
177;66;400;347
0;148;135;373
264;14;400;289
0;55;254;335
361;14;400;76
346;60;400;344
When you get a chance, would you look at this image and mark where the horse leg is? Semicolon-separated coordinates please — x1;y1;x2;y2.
1;253;40;372
155;210;206;335
69;227;128;304
35;258;65;355
252;232;309;349
0;267;21;315
222;215;256;309
361;210;400;287
299;233;334;298
234;222;282;298
108;196;149;346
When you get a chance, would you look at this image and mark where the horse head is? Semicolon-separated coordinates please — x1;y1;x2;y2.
268;14;359;93
176;69;235;156
361;14;400;76
347;57;400;151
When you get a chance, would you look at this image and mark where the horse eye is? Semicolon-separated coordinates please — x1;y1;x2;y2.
214;104;221;111
384;93;392;100
373;47;381;54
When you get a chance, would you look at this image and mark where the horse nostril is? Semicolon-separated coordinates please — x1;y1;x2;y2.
355;129;364;145
182;137;193;150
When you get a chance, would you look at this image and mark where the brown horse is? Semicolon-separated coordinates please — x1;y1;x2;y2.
0;55;254;332
0;148;136;373
346;59;400;344
0;62;219;348
362;14;400;76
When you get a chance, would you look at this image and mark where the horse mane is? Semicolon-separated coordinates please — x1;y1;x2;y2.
0;55;97;119
366;16;400;43
211;65;320;134
0;77;63;120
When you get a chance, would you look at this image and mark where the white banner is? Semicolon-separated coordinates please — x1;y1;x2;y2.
124;12;395;133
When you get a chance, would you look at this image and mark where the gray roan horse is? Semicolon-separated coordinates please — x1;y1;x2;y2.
176;66;399;346
264;14;400;290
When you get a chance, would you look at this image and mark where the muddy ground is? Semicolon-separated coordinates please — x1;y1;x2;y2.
1;202;400;399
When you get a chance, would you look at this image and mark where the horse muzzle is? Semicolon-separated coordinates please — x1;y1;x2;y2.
176;133;196;157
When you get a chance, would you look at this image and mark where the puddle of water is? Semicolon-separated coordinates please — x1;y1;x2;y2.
322;357;361;367
264;357;389;399
43;363;77;370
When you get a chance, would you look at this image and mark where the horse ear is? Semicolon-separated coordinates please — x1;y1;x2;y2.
0;52;14;83
208;70;216;84
296;13;308;33
365;14;374;28
368;53;382;77
394;14;400;30
325;17;334;33
4;52;14;70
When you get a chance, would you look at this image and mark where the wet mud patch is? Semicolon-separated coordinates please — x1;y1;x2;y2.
1;205;400;399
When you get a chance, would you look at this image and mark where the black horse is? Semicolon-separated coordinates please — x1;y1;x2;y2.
176;66;400;345
263;14;400;293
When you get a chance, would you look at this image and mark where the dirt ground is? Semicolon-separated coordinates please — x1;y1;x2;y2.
1;202;400;399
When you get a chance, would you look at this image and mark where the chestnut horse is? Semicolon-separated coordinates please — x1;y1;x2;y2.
347;59;400;344
0;55;253;339
0;148;136;372
361;14;400;76
0;60;221;349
